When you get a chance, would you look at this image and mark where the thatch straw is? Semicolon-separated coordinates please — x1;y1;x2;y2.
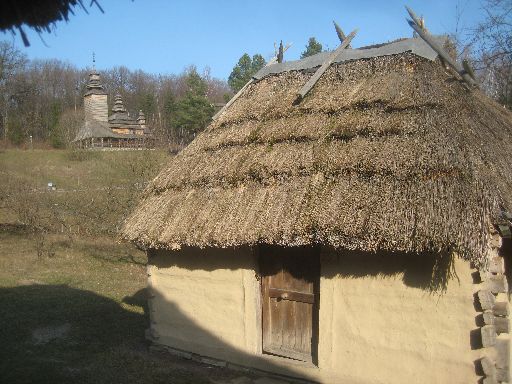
123;52;512;266
0;1;103;46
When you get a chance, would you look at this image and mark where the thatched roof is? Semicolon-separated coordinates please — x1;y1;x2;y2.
122;38;512;265
0;1;103;46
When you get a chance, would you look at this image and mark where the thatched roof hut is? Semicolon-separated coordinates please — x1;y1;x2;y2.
123;35;512;384
123;37;512;267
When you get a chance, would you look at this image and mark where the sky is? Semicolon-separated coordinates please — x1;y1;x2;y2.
1;0;486;80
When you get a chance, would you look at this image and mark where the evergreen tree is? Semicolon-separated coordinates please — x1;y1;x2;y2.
174;68;214;139
301;37;323;58
48;101;65;148
228;53;266;93
162;91;178;139
7;116;24;145
139;93;156;118
252;54;266;72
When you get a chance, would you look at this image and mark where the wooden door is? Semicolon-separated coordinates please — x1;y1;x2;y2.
260;245;319;363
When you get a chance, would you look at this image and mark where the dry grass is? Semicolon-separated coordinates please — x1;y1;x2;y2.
0;149;266;383
0;149;167;192
0;229;257;384
0;149;169;237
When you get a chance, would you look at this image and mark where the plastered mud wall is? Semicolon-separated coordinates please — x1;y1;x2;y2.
147;247;261;362
318;249;479;384
147;247;481;384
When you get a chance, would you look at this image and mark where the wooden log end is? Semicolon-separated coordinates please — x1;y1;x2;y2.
481;270;491;282
493;302;510;317
495;317;510;334
479;290;497;311
486;275;509;294
482;325;498;347
489;257;505;274
496;367;509;382
481;355;497;377
485;311;510;334
484;310;496;325
483;376;499;384
495;337;510;369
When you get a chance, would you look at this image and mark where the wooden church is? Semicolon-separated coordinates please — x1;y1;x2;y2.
73;68;153;149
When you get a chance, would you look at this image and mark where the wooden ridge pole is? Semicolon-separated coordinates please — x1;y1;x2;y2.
462;59;477;80
333;21;351;47
296;28;358;102
268;42;292;65
405;6;477;87
212;80;252;121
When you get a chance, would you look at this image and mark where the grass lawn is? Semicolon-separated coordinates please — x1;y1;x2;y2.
0;149;271;384
0;148;168;191
0;148;170;238
0;229;253;384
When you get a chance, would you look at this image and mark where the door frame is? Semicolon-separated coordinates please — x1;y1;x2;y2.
257;244;320;365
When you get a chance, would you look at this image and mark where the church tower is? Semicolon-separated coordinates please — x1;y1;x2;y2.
83;56;108;123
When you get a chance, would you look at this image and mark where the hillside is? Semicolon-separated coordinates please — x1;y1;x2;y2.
0;149;168;236
0;149;269;383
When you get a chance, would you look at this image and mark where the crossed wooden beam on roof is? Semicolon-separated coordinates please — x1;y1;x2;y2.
333;21;351;48
405;6;477;88
295;25;358;103
215;10;477;122
215;23;356;119
271;41;293;65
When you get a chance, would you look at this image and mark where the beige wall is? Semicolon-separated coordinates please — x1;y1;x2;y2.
148;247;480;384
317;249;479;384
148;247;261;364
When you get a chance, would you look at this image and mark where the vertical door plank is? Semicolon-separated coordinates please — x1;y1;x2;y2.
260;245;319;363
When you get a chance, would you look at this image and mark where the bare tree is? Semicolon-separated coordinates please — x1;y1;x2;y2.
465;0;512;106
0;40;230;147
0;41;27;140
56;108;84;146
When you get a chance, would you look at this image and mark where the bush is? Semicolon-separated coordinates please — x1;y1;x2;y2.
7;119;25;146
66;149;99;162
50;130;66;149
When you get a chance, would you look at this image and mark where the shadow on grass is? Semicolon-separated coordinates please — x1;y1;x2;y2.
75;240;147;267
0;283;316;384
89;250;146;266
0;284;148;384
0;223;31;233
122;287;149;313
